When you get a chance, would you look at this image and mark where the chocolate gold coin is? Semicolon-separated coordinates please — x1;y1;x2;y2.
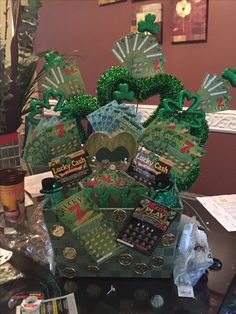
112;209;127;222
88;265;99;276
150;294;164;308
63;247;77;260
50;224;65;237
134;263;148;274
119;253;133;266
151;256;164;268
161;233;176;246
62;267;77;278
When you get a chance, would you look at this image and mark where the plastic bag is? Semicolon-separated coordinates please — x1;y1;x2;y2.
173;217;213;287
0;202;54;268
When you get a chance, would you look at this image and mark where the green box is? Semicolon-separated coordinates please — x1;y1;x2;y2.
44;197;182;279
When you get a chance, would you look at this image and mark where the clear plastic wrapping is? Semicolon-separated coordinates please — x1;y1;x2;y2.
0;201;53;267
173;217;213;287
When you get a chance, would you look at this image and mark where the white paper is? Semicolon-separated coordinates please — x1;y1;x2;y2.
177;285;195;298
24;192;33;207
197;194;236;232
24;171;53;198
0;248;13;265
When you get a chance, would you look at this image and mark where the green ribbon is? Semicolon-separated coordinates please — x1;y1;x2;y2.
43;50;63;71
138;13;159;35
158;89;205;129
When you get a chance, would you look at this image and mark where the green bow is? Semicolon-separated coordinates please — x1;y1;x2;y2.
138;13;159;35
158;89;206;129
43;50;63;71
113;83;135;103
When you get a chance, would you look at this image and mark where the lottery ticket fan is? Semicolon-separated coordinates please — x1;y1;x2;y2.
112;32;165;78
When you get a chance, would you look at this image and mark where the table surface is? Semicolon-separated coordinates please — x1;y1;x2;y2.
0;194;235;314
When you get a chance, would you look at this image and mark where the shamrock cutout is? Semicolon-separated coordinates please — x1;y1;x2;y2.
43;89;65;112
28;88;65;125
113;83;135;103
222;67;236;87
43;50;63;71
158;89;205;129
138;13;159;35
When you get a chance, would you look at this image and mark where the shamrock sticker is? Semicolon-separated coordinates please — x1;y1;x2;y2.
138;13;159;35
113;83;135;103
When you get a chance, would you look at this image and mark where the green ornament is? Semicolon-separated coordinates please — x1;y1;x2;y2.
222;67;236;87
138;13;159;35
62;94;100;142
113;83;135;103
43;50;63;71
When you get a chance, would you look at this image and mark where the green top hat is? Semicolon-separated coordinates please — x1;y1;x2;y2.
40;177;63;194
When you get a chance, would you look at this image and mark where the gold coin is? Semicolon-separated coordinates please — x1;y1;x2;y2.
63;247;77;260
112;209;127;222
50;224;65;237
161;233;176;246
62;267;77;278
119;253;133;266
134;263;148;274
151;256;164;267
87;265;99;276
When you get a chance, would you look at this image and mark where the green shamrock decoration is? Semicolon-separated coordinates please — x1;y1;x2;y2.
113;83;135;103
158;89;206;129
43;50;63;71
222;67;236;87
28;88;65;125
138;13;159;35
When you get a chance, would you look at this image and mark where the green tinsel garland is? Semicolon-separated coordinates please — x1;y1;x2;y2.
175;166;200;192
97;66;183;108
63;94;100;142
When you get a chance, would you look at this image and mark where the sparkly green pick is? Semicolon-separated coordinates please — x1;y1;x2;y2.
113;83;135;103
222;67;236;87
138;13;159;35
43;50;63;71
